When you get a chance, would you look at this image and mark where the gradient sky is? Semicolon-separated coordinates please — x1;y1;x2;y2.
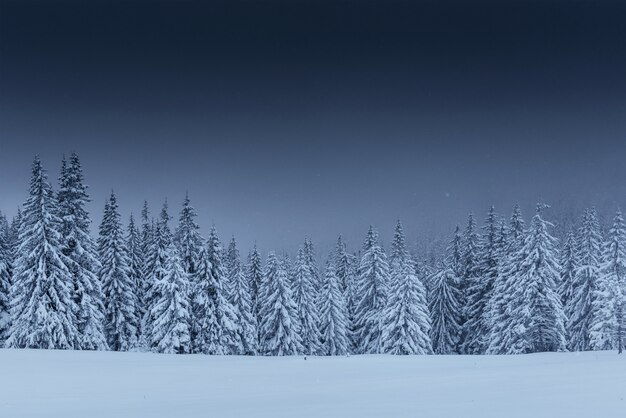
1;0;626;256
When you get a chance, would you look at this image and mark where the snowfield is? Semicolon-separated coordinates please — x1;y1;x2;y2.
0;349;624;418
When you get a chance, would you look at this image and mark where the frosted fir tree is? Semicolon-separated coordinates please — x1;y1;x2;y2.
559;231;578;323
0;223;11;343
567;208;603;351
318;261;349;356
174;193;203;276
98;193;139;351
499;204;567;354
150;244;191;354
246;244;263;324
601;210;626;353
448;226;463;278
142;202;172;349
225;236;257;355
381;222;432;355
8;208;22;265
303;238;321;292
460;213;482;354
429;231;464;355
354;226;390;354
7;157;80;349
293;247;321;355
334;235;358;352
258;252;302;355
191;227;239;355
591;210;624;351
126;214;144;344
486;205;526;354
464;206;499;354
57;153;107;350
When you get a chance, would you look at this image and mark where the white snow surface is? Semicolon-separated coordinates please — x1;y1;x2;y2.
0;349;624;418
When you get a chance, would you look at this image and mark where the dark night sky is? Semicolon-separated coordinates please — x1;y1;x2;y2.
1;0;626;256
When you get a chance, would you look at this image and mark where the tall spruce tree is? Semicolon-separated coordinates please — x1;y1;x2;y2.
98;193;138;351
7;157;79;349
258;252;302;355
558;231;577;312
150;244;191;354
567;208;603;351
381;221;432;355
497;205;566;354
174;193;203;276
126;214;144;343
191;227;239;354
293;247;321;355
354;226;390;354
57;153;107;350
460;213;481;354
429;230;464;354
225;236;257;355
318;261;349;356
601;210;626;353
334;235;358;352
0;219;11;343
246;244;263;325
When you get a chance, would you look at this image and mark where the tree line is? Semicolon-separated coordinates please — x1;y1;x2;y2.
0;154;624;355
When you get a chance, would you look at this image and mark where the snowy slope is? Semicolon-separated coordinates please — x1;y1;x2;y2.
0;349;624;418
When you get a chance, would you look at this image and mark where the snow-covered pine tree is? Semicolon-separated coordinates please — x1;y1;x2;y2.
8;208;22;265
126;214;144;345
293;247;321;355
559;231;577;325
318;260;349;356
174;193;203;276
258;252;302;355
381;221;432;355
246;244;263;325
303;238;321;293
142;202;173;349
590;210;623;350
57;153;107;350
428;230;464;355
334;235;358;353
601;210;626;353
98;192;138;351
499;204;566;354
0;218;11;343
150;243;191;354
460;213;481;354
464;206;499;354
7;157;79;349
567;208;604;351
191;227;239;354
224;236;257;355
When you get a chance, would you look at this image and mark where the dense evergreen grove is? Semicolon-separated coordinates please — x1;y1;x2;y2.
0;155;625;355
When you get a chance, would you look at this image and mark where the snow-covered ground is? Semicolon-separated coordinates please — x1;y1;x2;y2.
0;349;624;418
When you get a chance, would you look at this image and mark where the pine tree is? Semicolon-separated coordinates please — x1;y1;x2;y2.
191;227;239;354
0;218;12;343
126;214;144;345
57;153;107;350
258;252;302;355
354;226;390;354
464;206;499;354
246;244;263;324
567;208;603;351
497;204;566;354
303;238;321;292
174;193;203;275
293;247;321;355
559;230;577;345
137;201;152;346
150;244;191;354
334;235;358;352
225;236;257;355
381;222;432;355
460;213;481;354
143;202;172;349
98;193;138;351
318;261;349;356
8;208;22;265
592;210;624;351
7;157;79;349
429;230;463;355
601;210;626;353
